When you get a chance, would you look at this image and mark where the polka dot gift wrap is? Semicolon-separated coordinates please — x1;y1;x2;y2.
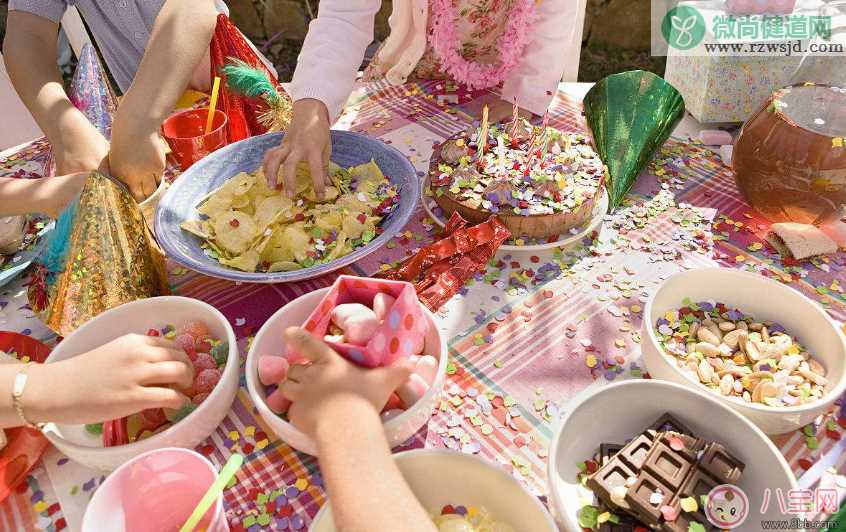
296;275;429;368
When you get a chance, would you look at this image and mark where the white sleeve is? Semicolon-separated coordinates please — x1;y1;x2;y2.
501;0;581;116
288;0;382;122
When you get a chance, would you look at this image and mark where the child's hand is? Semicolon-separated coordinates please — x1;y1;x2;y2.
25;334;194;425
109;126;167;202
279;327;411;438
262;99;332;200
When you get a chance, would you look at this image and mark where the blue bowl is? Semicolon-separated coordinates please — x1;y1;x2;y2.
155;131;419;283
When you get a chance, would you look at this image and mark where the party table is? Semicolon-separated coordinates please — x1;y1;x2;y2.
1;79;845;532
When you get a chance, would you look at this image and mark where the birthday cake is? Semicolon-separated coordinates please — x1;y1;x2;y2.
429;118;607;239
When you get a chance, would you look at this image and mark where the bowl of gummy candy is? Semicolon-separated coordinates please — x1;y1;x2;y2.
309;449;557;532
246;278;448;456
642;268;846;435
42;296;238;471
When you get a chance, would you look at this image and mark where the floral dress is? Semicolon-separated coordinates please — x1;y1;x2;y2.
365;0;517;82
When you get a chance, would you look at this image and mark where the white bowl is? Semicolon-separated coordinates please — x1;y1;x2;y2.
548;380;798;532
310;449;557;532
642;268;846;434
43;296;239;471
245;287;447;456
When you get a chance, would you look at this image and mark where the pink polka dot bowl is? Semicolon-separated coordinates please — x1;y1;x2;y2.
245;287;448;456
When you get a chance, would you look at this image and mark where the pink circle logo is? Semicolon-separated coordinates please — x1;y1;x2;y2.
705;484;749;529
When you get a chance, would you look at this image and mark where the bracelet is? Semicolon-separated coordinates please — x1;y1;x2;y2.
12;363;44;430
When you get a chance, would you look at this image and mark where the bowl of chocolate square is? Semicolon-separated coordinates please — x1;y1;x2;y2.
548;380;797;532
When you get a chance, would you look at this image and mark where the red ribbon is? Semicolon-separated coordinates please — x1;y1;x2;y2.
376;213;511;311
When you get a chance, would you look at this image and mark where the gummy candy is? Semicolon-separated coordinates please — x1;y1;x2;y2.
194;368;221;394
193;353;216;372
210;342;228;367
180;320;209;339
139;408;167;430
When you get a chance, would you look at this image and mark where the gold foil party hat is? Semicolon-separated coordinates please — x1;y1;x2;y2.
29;172;169;335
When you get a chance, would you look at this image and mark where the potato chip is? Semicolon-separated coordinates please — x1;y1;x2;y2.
180;220;211;239
268;261;302;272
212;211;257;254
255;195;295;228
220;249;260;272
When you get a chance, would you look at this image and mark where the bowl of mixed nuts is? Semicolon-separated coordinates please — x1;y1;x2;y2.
642;268;846;435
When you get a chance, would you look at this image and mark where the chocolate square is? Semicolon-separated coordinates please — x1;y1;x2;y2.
587;459;638;511
599;443;625;466
649;413;694;436
643;441;693;491
680;469;720;499
699;442;744;484
625;471;670;523
619;433;655;470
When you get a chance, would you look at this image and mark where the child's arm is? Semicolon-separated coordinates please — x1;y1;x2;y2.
280;327;437;532
499;0;575;117
0;334;193;429
3;10;111;176
109;0;218;201
0;174;87;218
263;0;381;199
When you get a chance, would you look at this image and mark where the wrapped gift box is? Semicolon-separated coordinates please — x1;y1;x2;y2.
664;0;845;123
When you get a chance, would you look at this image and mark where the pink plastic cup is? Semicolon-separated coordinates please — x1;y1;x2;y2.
161;108;228;171
82;448;228;532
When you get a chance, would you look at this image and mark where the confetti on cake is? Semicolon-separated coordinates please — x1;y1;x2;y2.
429;117;607;239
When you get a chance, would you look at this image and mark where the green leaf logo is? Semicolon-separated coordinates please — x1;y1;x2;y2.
662;6;706;50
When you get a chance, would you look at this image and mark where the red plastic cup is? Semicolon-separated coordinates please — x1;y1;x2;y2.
161;108;228;171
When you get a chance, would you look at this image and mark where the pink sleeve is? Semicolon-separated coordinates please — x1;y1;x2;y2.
289;0;382;122
501;0;580;116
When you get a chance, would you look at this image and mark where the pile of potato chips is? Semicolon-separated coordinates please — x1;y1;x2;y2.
181;160;399;273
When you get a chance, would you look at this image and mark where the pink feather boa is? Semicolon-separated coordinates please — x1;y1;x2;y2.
430;0;537;90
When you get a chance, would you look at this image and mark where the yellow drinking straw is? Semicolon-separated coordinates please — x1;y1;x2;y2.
205;76;222;134
180;453;243;532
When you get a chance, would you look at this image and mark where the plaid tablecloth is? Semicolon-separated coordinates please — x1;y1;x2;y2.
1;79;845;532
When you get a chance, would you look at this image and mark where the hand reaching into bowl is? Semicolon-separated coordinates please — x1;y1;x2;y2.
262;99;332;200
280;327;436;532
0;334;193;428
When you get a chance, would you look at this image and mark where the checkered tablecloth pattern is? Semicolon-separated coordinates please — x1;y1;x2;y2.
1;79;845;531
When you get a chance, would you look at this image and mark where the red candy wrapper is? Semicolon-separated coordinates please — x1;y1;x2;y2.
376;213;511;311
295;276;429;368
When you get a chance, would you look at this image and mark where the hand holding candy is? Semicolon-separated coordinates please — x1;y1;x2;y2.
22;334;193;426
278;327;412;438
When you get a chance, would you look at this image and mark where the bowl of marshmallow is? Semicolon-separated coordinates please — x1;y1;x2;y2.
245;276;448;455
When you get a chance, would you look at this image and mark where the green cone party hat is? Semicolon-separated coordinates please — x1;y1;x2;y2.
583;70;685;212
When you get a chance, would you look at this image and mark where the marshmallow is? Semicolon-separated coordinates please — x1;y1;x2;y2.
258;356;289;386
372;293;397;322
396;373;429;408
414;355;439;384
266;388;291;414
331;303;380;345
